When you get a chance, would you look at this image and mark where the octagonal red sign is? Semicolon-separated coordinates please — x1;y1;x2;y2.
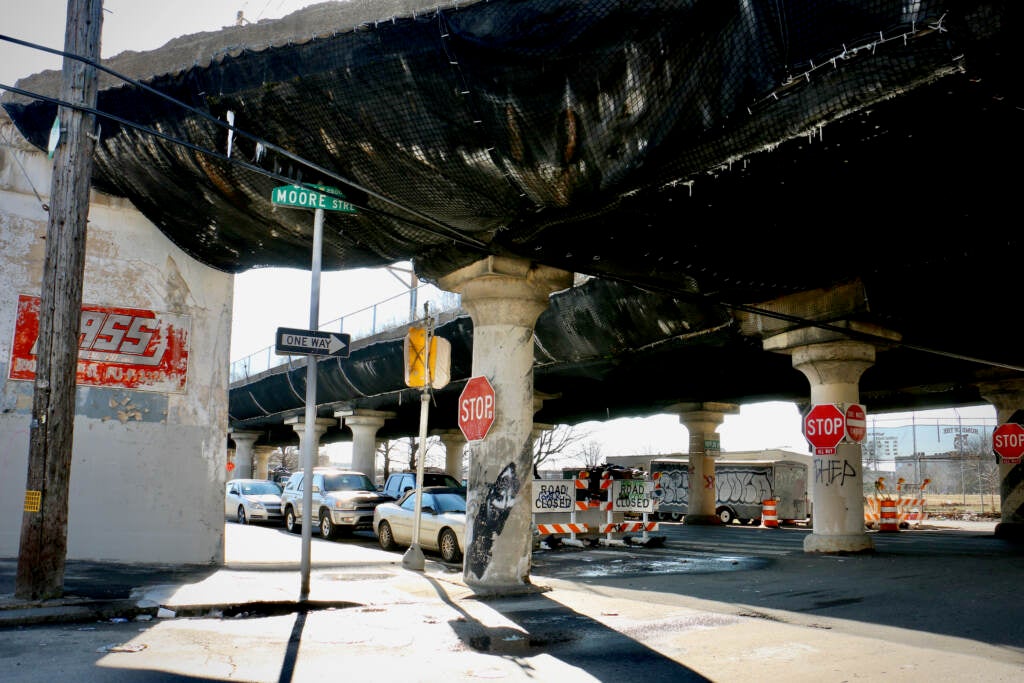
804;403;845;454
458;375;495;442
992;422;1024;464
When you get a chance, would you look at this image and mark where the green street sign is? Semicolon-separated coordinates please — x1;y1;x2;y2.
271;184;357;213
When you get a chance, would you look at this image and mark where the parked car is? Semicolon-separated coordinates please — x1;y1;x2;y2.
381;468;462;500
281;467;392;539
224;478;284;525
373;486;466;563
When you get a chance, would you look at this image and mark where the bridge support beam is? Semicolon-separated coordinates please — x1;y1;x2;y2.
254;446;276;480
978;378;1024;541
284;417;334;467
336;409;395;478
229;430;261;479
439;256;573;595
670;403;739;525
432;429;467;480
766;322;900;554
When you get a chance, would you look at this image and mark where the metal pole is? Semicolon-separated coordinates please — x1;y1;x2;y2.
403;303;432;571
299;207;324;600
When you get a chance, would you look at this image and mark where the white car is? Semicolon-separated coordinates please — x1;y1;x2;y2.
373;486;466;563
225;478;284;525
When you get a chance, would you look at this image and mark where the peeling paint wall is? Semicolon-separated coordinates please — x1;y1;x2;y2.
0;118;232;563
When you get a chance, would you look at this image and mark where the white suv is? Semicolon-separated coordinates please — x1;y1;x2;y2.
280;467;392;539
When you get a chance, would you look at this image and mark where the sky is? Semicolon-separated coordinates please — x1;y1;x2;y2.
1;1;999;465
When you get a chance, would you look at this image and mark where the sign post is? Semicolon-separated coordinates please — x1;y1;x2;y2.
269;183;356;601
458;376;496;442
992;422;1024;465
803;403;846;456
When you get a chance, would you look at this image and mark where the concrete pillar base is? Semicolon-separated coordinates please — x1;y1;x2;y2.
995;521;1024;542
803;532;875;554
684;514;722;526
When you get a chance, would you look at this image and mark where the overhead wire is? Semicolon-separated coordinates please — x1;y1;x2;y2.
0;33;488;250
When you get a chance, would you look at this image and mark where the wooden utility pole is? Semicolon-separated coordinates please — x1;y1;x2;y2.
15;0;103;600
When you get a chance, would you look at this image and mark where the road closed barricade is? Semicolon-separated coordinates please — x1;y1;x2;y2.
532;479;588;547
601;476;659;546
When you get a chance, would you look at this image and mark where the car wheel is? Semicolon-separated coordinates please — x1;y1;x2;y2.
377;521;396;551
439;528;462;563
236;505;247;525
718;507;735;525
285;507;300;534
319;509;338;540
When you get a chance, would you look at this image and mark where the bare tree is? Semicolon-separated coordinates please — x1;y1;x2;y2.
532;424;589;474
577;440;604;467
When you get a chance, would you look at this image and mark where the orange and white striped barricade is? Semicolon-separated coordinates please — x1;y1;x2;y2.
896;478;931;529
762;498;779;528
864;476;889;529
602;476;659;547
532;478;588;547
878;498;900;532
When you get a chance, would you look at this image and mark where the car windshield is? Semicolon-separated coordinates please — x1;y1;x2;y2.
426;474;462;488
433;492;466;513
322;473;376;492
241;481;282;495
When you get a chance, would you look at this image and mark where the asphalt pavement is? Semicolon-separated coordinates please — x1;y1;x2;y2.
1;519;1023;682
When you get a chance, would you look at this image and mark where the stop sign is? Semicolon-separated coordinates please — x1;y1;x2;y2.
458;376;496;442
992;422;1024;464
804;403;845;454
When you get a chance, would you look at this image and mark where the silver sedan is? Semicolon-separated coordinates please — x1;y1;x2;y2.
373;486;466;563
225;478;284;525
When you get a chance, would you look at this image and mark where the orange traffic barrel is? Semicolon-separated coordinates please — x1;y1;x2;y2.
762;499;779;528
879;499;900;532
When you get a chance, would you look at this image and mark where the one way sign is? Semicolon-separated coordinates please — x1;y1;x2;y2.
275;327;351;358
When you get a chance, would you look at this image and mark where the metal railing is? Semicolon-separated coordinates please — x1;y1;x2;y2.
229;283;462;383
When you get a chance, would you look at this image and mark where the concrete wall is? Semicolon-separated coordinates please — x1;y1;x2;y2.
0;115;233;564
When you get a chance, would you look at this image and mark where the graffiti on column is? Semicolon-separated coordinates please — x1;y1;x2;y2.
703;474;714;489
467;462;520;578
814;458;857;486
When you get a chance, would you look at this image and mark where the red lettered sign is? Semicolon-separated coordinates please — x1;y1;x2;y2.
458;375;495;442
845;403;867;443
804;403;846;455
9;294;191;393
992;422;1024;465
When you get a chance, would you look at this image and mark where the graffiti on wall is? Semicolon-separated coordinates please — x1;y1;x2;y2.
8;294;190;393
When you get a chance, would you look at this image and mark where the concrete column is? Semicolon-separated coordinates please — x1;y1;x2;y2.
978;378;1024;541
283;417;334;468
336;409;395;478
254;446;276;480
433;429;467;480
229;430;261;479
766;323;899;554
439;256;573;595
671;403;739;524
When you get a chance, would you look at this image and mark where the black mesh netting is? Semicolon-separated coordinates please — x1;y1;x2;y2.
2;0;1020;297
4;0;1021;432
